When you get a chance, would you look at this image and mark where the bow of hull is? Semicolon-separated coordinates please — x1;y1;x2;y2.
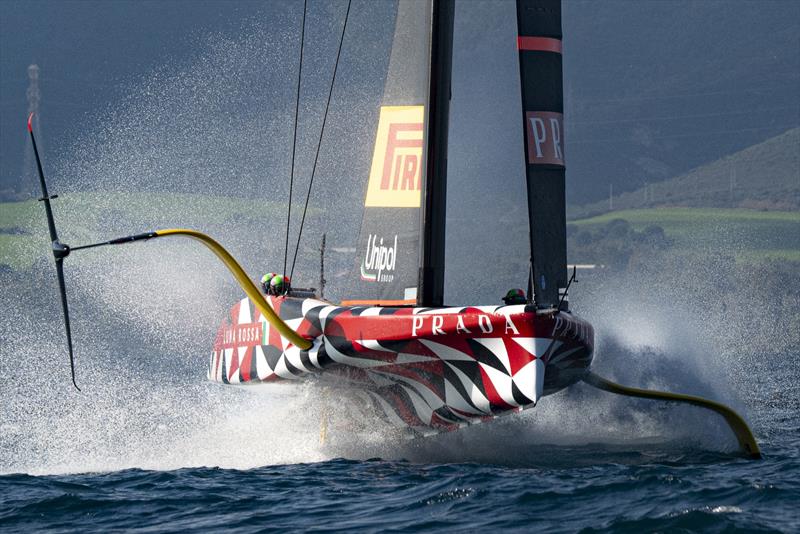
210;296;594;432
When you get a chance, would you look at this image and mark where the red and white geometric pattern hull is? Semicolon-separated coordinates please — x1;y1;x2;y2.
211;296;594;433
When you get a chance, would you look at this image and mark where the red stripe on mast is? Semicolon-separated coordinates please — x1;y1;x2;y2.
517;36;562;53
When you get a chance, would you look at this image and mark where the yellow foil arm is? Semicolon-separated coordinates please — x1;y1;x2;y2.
582;371;761;459
154;229;313;350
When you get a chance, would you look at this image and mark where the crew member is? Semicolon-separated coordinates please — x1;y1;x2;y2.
502;288;526;305
261;272;276;294
269;274;291;296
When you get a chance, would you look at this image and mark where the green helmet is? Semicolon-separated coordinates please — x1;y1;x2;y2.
269;274;290;294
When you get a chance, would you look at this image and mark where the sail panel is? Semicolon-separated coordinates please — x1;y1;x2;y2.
348;0;432;305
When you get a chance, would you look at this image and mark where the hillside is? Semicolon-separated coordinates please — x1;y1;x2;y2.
568;207;800;267
570;128;800;219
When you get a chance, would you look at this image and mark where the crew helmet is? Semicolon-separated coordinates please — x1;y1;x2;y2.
269;274;291;295
502;288;526;305
260;272;276;293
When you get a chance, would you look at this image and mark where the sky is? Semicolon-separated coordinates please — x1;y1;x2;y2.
2;0;798;204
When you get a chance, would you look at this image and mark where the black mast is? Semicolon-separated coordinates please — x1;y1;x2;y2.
419;0;454;307
515;0;567;309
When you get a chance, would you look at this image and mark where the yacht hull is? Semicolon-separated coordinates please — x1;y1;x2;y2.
211;296;594;433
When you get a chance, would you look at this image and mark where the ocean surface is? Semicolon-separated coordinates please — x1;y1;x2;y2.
1;228;798;533
2;429;799;531
2;449;798;533
1;302;798;532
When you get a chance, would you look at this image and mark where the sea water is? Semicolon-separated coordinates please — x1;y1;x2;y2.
1;248;798;532
1;203;798;529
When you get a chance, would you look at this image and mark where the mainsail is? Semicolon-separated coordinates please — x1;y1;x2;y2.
347;1;434;305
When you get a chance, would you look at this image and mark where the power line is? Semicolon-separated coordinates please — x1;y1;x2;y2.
567;105;798;127
570;124;798;145
569;82;800;105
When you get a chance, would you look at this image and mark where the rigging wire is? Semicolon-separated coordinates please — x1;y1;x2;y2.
290;0;351;282
283;0;308;278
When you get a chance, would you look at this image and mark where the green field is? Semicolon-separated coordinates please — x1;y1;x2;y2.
570;207;800;263
5;199;798;271
0;192;289;271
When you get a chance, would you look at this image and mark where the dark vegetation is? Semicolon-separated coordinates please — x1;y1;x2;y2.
567;219;670;271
